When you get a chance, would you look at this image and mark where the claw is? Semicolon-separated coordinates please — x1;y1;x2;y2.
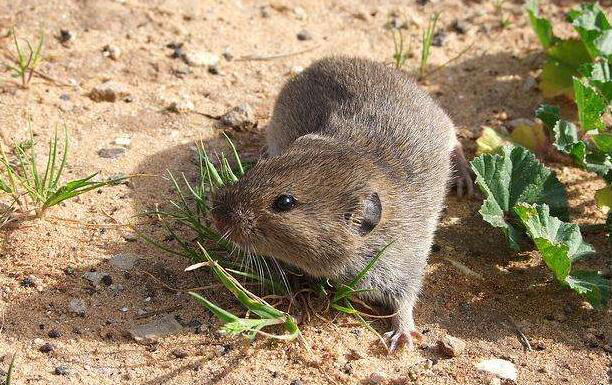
451;143;474;198
383;329;423;353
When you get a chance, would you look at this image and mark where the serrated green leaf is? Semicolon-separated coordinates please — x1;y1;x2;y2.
568;3;612;59
514;203;594;264
580;59;612;101
573;77;607;131
539;40;592;99
552;120;580;153
514;203;606;306
525;0;558;49
535;104;561;135
565;270;610;308
470;145;569;249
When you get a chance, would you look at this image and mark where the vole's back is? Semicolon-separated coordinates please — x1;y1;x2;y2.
266;56;456;182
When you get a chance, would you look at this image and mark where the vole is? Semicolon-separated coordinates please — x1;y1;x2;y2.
211;56;472;351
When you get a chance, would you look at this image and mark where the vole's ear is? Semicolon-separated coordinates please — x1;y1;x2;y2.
348;192;382;236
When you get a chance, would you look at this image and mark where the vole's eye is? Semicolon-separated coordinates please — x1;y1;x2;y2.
273;194;296;212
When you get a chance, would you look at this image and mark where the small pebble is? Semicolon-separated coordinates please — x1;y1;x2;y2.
183;51;219;67
48;329;62;338
102;44;122;60
220;103;256;130
451;19;469;34
110;254;137;271
260;6;271;18
214;344;228;357
68;298;87;316
367;372;385;384
119;306;128;313
167;99;195;113
59;94;70;101
437;335;466;357
432;31;446;47
296;30;312;41
208;65;220;75
475;359;517;382
101;274;113;286
20;275;39;288
98;147;126;159
172;349;188;359
293;7;306;20
58;29;74;44
88;81;130;102
290;380;303;385
40;343;55;353
54;366;69;376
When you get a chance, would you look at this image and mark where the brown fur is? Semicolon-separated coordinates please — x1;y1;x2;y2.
212;56;457;349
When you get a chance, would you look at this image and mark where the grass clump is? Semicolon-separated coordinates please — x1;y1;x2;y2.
6;29;44;89
419;12;440;79
0;122;125;226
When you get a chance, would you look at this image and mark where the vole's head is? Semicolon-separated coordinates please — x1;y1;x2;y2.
211;135;389;278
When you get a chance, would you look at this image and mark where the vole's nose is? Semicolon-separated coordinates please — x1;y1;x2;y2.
211;202;232;234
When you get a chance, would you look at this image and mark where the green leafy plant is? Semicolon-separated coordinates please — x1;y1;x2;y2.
6;29;44;89
188;246;300;341
470;145;568;249
526;1;608;98
514;203;608;307
470;145;609;306
0;123;125;225
419;12;440;79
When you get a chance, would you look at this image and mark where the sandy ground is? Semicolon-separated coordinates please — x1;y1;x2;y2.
0;0;611;384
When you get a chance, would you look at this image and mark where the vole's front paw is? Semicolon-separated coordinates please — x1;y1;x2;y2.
451;144;474;198
383;328;423;352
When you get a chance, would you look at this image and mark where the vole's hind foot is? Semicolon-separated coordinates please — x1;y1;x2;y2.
451;143;474;198
383;328;423;352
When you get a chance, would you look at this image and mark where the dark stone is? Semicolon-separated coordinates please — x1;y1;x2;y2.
48;329;62;338
172;349;188;359
40;343;55;353
432;31;446;47
296;30;312;41
101;274;113;286
59;29;73;43
54;366;69;376
98;148;126;159
451;19;469;34
20;276;36;287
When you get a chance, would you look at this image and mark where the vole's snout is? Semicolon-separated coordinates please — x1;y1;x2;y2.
211;190;254;244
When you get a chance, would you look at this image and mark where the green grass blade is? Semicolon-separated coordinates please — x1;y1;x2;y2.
43;173;125;209
5;352;16;385
41;128;58;194
221;155;238;184
28;126;42;196
189;292;241;323
50;126;69;191
347;241;394;289
223;132;244;176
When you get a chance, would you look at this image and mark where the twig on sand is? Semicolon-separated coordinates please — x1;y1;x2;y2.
235;45;319;62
